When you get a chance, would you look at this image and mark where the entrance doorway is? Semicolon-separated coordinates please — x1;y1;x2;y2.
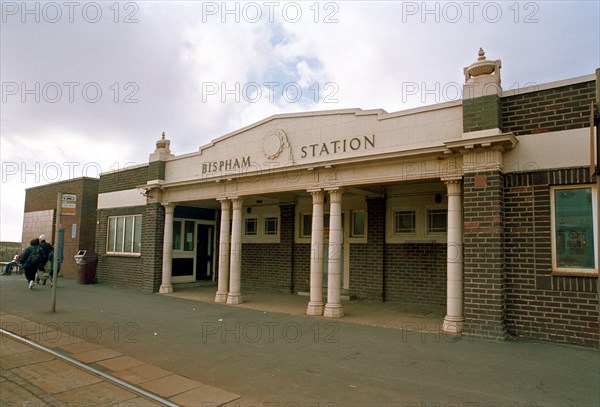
196;223;215;281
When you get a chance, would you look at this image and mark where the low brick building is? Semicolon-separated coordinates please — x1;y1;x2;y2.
93;50;599;347
22;177;99;278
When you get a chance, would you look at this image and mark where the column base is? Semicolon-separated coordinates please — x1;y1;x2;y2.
323;303;344;318
442;315;464;334
159;285;173;294
306;302;324;316
226;293;243;305
214;291;228;303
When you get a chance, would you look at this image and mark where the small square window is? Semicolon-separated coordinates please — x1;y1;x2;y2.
244;218;258;236
352;210;365;237
264;217;279;236
394;210;416;234
427;209;447;233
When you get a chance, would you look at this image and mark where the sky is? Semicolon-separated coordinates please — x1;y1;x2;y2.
1;0;599;242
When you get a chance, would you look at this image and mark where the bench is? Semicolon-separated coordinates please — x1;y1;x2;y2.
0;261;22;275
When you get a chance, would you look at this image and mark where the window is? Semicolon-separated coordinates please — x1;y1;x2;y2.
264;217;279;236
107;215;141;254
393;210;416;234
173;220;182;250
427;209;447;233
351;210;366;237
301;213;312;237
551;185;597;273
244;217;258;236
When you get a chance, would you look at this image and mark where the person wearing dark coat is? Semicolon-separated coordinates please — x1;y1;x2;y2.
19;238;46;289
37;234;53;284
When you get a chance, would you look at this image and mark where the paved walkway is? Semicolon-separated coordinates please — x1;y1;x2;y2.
1;274;599;406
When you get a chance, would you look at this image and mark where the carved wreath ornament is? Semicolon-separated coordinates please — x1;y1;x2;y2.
263;129;286;159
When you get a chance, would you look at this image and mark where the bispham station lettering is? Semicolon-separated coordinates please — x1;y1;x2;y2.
300;134;375;158
202;156;251;174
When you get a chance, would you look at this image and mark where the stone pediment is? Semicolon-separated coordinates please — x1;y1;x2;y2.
164;105;463;185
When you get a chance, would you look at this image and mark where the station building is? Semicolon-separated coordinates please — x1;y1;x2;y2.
95;50;599;347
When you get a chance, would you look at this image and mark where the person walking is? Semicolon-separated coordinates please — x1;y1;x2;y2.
19;238;46;289
37;234;53;284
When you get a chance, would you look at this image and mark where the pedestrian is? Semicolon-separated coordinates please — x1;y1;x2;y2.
37;234;53;284
19;238;47;289
1;253;19;275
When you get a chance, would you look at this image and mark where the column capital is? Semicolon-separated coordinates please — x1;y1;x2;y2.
444;179;463;196
309;189;325;204
163;203;175;214
326;188;343;203
218;199;232;210
231;197;244;210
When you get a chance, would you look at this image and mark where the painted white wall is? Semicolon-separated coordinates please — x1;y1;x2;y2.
97;189;147;209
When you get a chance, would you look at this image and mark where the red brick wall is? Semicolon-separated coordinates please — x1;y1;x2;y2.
502;80;596;136
504;167;599;347
241;205;295;293
23;177;99;278
98;165;148;194
463;172;507;339
383;243;447;306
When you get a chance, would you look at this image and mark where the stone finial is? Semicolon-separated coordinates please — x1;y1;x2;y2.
150;131;173;161
156;131;170;150
477;47;486;61
464;48;501;83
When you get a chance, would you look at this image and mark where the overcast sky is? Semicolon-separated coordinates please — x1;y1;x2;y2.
1;0;599;242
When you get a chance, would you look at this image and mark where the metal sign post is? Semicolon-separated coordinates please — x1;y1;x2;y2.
51;192;62;312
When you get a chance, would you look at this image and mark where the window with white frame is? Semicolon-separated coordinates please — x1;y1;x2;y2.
551;185;598;273
107;215;141;254
244;217;258;237
264;216;279;236
393;210;416;234
351;210;366;237
427;208;447;233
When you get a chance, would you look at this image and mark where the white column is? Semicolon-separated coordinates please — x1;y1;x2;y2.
443;179;464;334
324;189;344;318
227;197;244;304
159;203;175;294
215;199;231;303
306;190;325;316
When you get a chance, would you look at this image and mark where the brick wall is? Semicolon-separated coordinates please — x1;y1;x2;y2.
98;165;148;193
504;167;599;347
293;244;310;293
463;94;502;133
23;177;99;278
463;171;507;339
96;205;145;287
384;243;447;306
142;203;165;292
241;204;295;293
502;80;596;136
349;198;385;301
